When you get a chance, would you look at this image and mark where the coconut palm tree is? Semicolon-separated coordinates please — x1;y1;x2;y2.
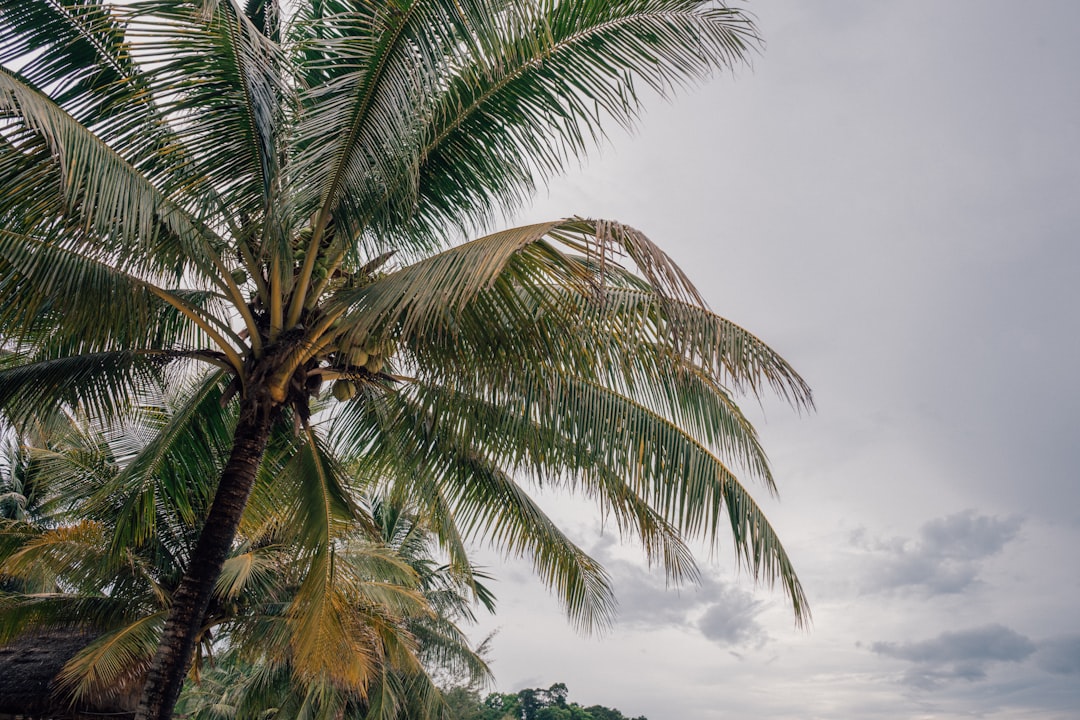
0;1;812;718
0;387;488;717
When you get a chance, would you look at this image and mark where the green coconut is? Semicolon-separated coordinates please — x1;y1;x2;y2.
364;355;384;374
331;379;355;401
348;348;369;367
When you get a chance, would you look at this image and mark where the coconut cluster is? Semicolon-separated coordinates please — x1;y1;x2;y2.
329;335;393;401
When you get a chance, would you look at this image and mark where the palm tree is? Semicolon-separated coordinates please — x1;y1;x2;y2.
0;389;488;717
174;496;495;720
0;1;812;718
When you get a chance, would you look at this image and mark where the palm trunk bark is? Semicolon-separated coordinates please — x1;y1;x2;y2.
135;401;276;720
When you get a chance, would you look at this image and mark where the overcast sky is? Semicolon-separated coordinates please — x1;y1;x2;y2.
464;2;1080;719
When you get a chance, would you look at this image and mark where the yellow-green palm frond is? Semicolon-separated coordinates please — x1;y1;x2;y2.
54;611;166;707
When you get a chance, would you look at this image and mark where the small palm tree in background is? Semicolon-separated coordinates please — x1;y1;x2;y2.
0;387;490;718
175;497;495;720
0;1;812;718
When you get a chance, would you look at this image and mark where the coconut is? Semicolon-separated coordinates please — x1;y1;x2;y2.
364;355;384;374
331;379;355;401
348;349;369;367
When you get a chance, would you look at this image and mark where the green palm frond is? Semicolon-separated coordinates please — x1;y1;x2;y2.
363;220;810;409
291;0;490;251
578;465;701;586
337;544;430;615
402;375;807;622
0;0;158;132
285;423;366;548
402;291;781;489
0;229;224;355
341;394;616;632
129;0;285;221
0;593;145;642
408;612;492;688
331;220;579;345
362;665;414;720
0;68;241;312
93;372;234;557
582;285;814;409
363;1;757;248
0;350;170;428
330;218;705;366
377;464;475;583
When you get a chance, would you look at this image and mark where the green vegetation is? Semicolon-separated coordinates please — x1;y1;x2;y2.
442;683;647;720
0;396;492;718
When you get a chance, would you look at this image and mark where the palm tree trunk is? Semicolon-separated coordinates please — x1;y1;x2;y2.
136;401;276;720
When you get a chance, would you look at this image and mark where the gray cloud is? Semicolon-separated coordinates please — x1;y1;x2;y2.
919;512;1021;559
591;537;767;648
855;511;1022;595
696;586;766;647
871;624;1036;689
872;624;1036;665
1035;635;1080;676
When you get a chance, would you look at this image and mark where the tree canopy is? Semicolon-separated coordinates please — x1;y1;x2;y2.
442;683;648;720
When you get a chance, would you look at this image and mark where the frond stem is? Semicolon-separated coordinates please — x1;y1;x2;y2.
146;287;245;373
269;255;283;340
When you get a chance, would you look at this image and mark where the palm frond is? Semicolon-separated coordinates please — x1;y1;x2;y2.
273;422;366;550
93;372;233;558
340;393;616;632
408;612;492;688
0;350;171;428
0;66;234;291
0;229;226;355
582;284;814;410
55;611;166;706
284;548;389;691
214;543;284;602
291;0;492;252
0;0;159;133
330;217;703;354
0;593;145;642
1;519;106;587
128;0;286;224
397;375;808;623
358;0;757;249
331;220;576;345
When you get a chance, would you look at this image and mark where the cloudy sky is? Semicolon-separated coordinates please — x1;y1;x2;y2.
464;2;1080;718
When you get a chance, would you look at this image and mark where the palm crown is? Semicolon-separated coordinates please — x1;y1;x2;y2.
0;1;811;718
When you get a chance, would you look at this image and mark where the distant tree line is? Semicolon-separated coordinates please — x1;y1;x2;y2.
442;683;647;720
